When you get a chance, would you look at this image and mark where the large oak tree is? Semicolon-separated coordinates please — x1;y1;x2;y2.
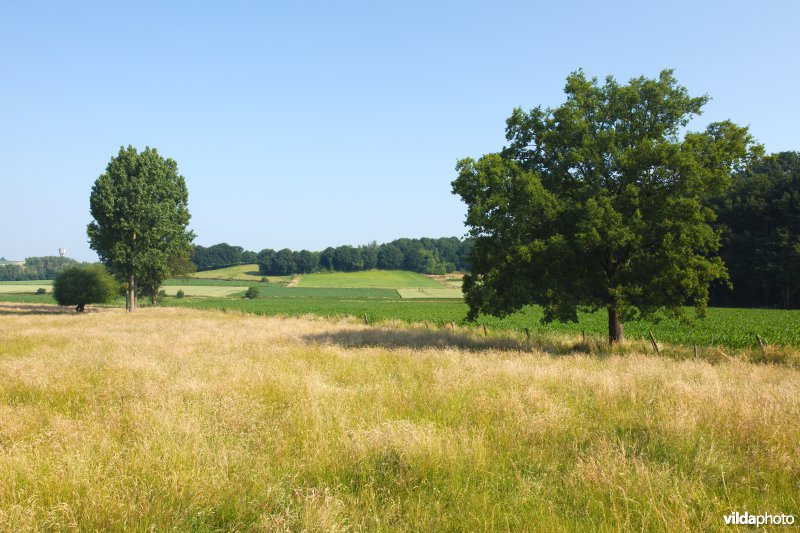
452;70;759;344
88;146;194;311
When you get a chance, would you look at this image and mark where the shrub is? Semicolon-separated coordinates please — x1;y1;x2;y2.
245;286;259;299
36;287;47;295
52;265;117;312
176;289;185;299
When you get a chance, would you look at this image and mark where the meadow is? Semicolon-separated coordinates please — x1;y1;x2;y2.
0;305;797;530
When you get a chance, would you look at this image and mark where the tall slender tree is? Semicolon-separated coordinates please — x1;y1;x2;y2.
88;145;194;311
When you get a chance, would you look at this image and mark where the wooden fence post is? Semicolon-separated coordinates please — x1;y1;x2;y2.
756;334;766;355
648;330;660;355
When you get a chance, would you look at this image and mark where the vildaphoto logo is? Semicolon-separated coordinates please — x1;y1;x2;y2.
724;511;795;527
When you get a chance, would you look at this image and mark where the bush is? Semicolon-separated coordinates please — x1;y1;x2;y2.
36;287;47;295
245;286;259;299
176;289;185;299
52;265;117;312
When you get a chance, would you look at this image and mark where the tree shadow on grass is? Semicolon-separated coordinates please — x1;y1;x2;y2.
302;325;579;355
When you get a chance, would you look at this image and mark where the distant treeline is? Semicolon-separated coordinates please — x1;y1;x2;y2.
0;256;80;281
710;151;800;308
193;237;472;276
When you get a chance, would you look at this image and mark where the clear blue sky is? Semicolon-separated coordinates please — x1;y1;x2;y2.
1;1;798;262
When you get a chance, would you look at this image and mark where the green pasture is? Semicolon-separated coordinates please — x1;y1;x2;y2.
189;264;279;281
298;270;442;288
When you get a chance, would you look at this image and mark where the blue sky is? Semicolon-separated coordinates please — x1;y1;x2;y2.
1;1;798;261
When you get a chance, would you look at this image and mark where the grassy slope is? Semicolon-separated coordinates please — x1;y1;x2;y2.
0;307;797;530
299;270;442;288
190;264;275;281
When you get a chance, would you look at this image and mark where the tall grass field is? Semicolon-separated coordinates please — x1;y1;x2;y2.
0;304;800;531
0;305;798;530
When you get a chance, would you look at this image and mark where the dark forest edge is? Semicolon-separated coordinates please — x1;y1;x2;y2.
193;237;473;276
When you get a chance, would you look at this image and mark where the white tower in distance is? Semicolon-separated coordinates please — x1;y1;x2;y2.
59;248;66;258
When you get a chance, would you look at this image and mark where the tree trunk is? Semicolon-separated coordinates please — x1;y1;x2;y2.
608;307;624;345
128;275;137;312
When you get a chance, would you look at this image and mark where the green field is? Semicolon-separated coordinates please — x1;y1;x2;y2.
299;270;442;288
398;287;464;299
162;285;247;297
189;264;278;281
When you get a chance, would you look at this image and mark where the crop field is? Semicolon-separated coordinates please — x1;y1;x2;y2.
0;306;797;530
397;288;464;299
161;285;247;297
298;270;442;288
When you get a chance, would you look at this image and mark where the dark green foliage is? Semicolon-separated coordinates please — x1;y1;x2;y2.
52;265;117;311
244;286;260;299
168;250;197;278
271;249;297;275
87;146;194;311
333;245;364;272
257;249;276;275
193;243;257;271
360;242;379;270
36;287;47;295
176;289;185;299
249;238;472;276
319;247;336;271
713;151;800;308
377;244;404;270
294;250;319;274
453;70;759;344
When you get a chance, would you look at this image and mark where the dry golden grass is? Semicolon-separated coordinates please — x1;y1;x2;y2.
0;305;798;530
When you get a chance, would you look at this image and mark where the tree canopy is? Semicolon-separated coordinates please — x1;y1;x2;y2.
52;264;117;312
713;151;800;308
453;70;759;344
87;146;194;311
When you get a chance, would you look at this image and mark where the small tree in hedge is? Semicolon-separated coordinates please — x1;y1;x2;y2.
53;265;117;312
245;286;259;299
